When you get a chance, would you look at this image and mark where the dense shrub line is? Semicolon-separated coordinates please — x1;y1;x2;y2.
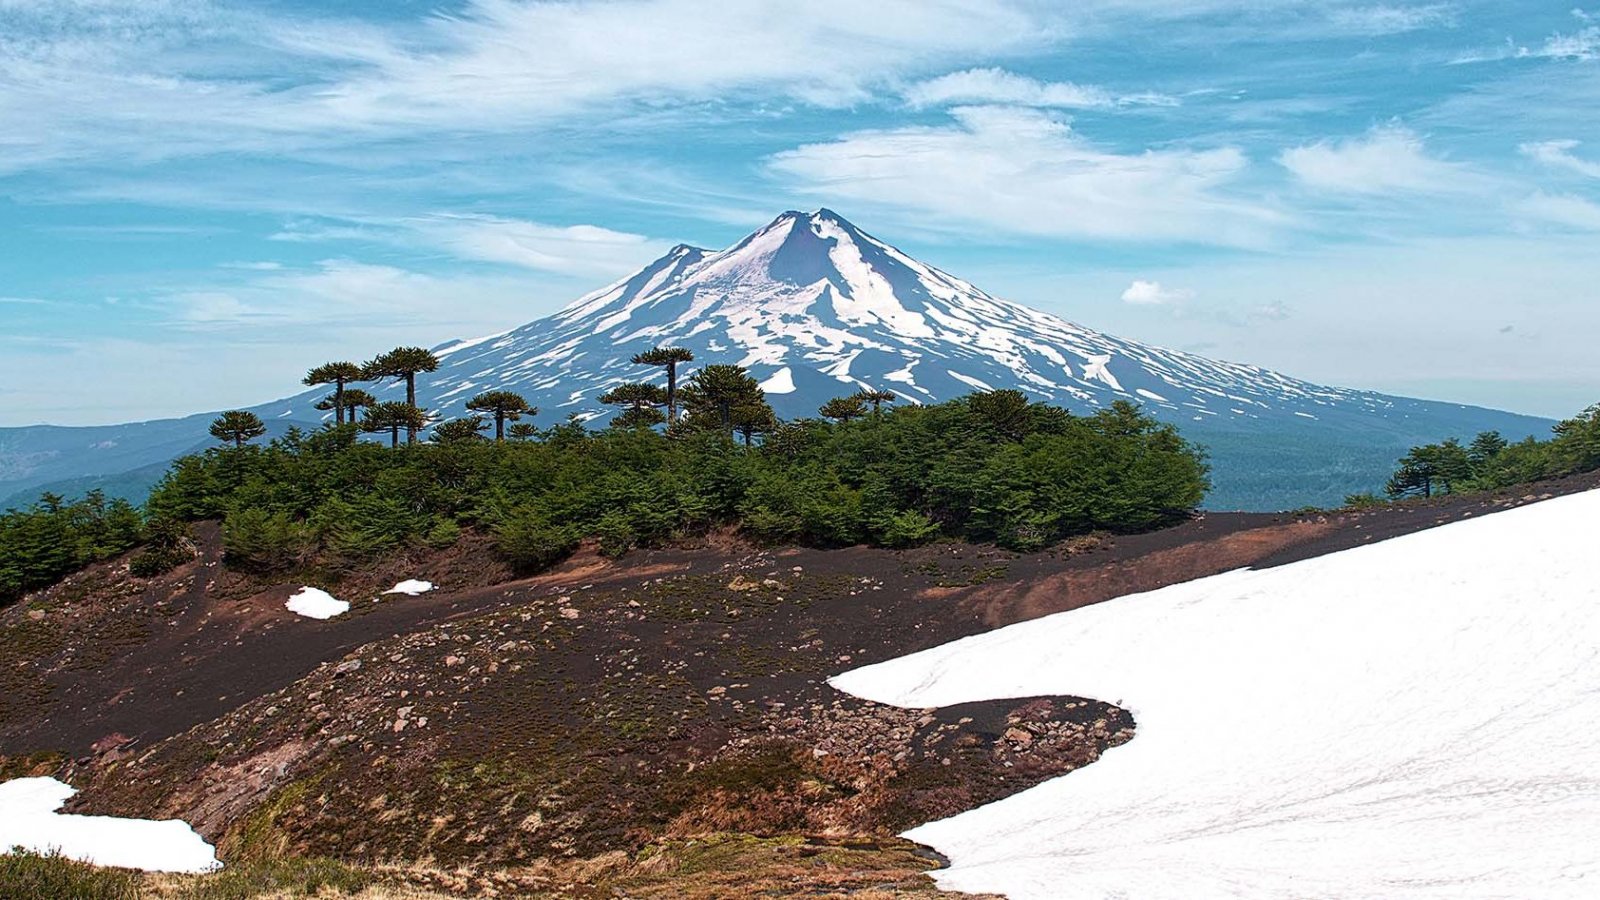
145;394;1209;575
1372;403;1600;502
0;490;144;605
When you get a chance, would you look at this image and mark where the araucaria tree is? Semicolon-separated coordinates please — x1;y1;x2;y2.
731;403;777;447
819;395;868;424
209;410;266;448
600;383;668;429
303;361;364;425
361;402;431;449
631;347;694;422
854;388;897;415
363;347;441;443
465;390;534;441
432;415;489;444
683;364;766;437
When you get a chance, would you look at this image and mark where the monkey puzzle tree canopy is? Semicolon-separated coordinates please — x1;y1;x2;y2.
208;410;267;448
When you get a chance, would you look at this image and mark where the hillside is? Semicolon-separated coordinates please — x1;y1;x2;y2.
0;210;1552;512
3;473;1593;896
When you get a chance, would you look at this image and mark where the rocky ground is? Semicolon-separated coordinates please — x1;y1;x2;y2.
4;473;1595;897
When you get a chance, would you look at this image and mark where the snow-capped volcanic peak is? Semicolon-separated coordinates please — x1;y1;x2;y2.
467;207;1375;416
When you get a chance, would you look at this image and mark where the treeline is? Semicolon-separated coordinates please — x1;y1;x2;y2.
1;344;1212;605
1372;403;1600;502
151;392;1209;576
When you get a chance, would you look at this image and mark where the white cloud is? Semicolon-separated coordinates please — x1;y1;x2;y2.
168;259;561;332
0;0;1058;172
1535;25;1600;60
1324;4;1455;37
1511;192;1600;231
404;214;667;277
1520;139;1600;178
904;68;1177;110
769;106;1280;245
1278;125;1475;194
267;213;666;278
1121;280;1195;305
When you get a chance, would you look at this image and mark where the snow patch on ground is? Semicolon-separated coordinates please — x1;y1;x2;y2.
0;778;220;874
383;579;434;596
832;490;1600;899
285;586;349;620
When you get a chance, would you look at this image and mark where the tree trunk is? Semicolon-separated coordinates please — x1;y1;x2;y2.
495;411;505;441
334;378;347;426
666;362;678;422
390;426;400;449
405;374;418;444
234;434;243;449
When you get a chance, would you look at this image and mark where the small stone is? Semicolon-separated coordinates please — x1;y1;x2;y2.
333;659;362;676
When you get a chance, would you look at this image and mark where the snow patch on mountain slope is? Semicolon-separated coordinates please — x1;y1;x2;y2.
0;777;220;874
831;491;1600;899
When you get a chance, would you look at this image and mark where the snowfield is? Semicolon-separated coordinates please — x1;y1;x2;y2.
284;586;348;619
832;490;1600;899
0;777;219;873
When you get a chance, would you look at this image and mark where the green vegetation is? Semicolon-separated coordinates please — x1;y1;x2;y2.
134;386;1206;575
0;345;1209;604
0;490;144;604
0;849;140;900
1381;403;1600;500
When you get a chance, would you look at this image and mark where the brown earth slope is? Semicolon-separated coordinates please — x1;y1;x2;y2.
2;474;1594;896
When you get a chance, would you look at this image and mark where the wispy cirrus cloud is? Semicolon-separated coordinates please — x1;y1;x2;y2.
0;0;1058;173
769;105;1281;246
1520;140;1600;178
1511;192;1600;231
904;68;1177;110
1324;4;1456;37
1278;124;1479;194
270;212;668;278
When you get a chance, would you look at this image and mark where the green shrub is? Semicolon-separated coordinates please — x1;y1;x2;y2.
0;849;140;900
875;509;939;548
494;511;578;573
221;507;311;572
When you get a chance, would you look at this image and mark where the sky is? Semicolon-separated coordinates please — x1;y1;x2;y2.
1;0;1597;425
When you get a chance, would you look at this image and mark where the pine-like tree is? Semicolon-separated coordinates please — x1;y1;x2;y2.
303;361;364;425
465;390;534;441
432;415;489;444
731;403;778;447
209;410;267;448
600;383;669;429
819;395;867;424
854;388;897;415
683;364;765;436
506;422;540;441
363;347;441;444
361;402;432;449
631;347;694;422
339;388;376;423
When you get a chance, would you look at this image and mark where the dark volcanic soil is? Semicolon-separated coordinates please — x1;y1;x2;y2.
2;473;1594;874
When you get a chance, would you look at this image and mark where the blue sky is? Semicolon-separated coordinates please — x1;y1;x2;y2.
2;0;1597;425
